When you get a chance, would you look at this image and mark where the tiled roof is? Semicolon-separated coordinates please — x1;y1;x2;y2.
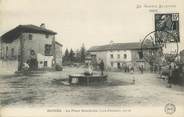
1;24;57;42
88;42;158;52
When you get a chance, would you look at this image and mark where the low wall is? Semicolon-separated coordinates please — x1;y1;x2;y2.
0;60;18;74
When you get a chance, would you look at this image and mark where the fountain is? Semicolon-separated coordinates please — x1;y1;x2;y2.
68;63;107;85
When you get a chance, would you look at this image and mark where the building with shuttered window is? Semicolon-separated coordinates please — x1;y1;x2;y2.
0;24;62;71
88;42;159;71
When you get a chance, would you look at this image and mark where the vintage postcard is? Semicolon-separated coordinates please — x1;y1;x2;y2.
0;0;184;117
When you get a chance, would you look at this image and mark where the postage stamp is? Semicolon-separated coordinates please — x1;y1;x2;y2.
155;13;180;42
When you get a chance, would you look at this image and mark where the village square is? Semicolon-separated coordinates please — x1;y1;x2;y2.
0;21;184;108
0;1;184;116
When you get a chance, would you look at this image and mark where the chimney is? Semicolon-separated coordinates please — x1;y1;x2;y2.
40;23;46;28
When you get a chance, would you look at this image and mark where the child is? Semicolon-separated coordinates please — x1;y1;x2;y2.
130;65;135;84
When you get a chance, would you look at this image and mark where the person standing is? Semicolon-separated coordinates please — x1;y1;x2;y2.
130;66;135;84
139;64;144;74
168;62;175;88
99;60;104;75
29;50;37;70
88;62;93;75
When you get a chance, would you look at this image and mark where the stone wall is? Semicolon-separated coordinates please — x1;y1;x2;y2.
55;43;63;66
1;38;20;60
1;32;56;70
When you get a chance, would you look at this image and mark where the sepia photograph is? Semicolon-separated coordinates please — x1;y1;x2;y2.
0;0;184;117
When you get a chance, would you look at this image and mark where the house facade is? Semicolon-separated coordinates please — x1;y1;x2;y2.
0;24;62;71
55;41;63;66
88;42;159;71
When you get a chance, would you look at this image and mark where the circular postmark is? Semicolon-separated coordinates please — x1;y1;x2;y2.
164;103;176;114
141;31;179;66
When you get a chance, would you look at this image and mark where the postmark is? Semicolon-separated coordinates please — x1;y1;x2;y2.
141;30;179;65
141;13;180;66
164;103;176;114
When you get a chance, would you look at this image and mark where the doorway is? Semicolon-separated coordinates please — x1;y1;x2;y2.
117;62;121;69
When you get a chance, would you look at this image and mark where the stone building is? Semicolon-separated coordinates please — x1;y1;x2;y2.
55;41;63;66
88;42;159;71
0;24;62;71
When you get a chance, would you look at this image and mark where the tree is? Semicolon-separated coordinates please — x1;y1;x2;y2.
74;49;80;62
69;49;75;61
63;48;69;62
80;43;86;63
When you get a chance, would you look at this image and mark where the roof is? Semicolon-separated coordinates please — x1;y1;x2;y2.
88;42;159;52
1;24;57;43
55;41;63;47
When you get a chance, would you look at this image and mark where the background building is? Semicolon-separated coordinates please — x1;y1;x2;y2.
88;42;159;71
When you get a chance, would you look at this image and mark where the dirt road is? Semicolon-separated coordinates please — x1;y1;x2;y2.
0;67;184;108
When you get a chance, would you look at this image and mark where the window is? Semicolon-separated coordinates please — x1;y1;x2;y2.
117;54;120;59
124;54;127;59
29;34;33;40
44;61;48;67
45;34;49;38
138;52;143;59
11;48;14;57
40;61;43;64
110;54;113;59
45;44;52;56
30;50;36;55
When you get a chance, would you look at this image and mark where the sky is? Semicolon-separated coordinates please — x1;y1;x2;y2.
0;0;183;51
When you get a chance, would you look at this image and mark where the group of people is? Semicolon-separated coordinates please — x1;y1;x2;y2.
22;59;38;72
22;50;38;72
167;62;184;87
121;64;144;74
123;64;134;73
88;60;146;75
